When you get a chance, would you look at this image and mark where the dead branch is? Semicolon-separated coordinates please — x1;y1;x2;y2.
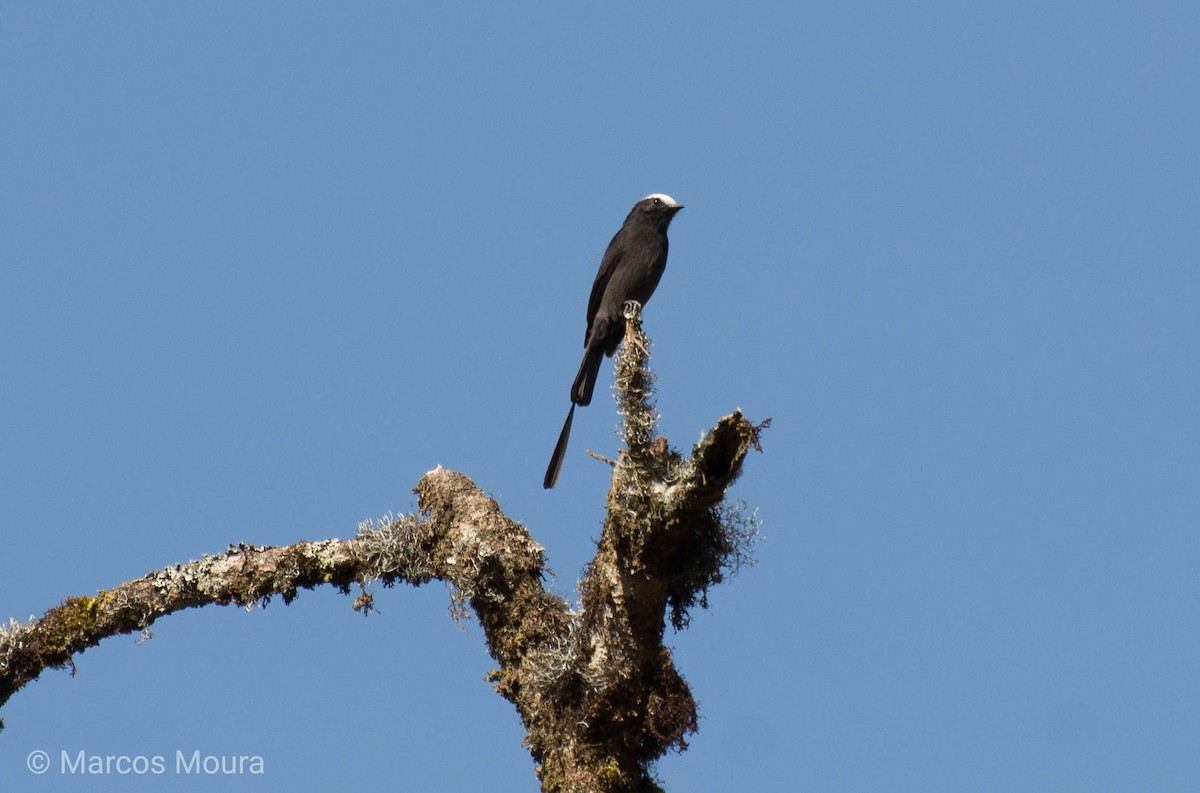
0;303;764;793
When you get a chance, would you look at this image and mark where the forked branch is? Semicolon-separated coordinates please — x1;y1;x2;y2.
0;304;765;793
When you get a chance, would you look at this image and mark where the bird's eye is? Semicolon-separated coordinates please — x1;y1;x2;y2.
652;197;661;205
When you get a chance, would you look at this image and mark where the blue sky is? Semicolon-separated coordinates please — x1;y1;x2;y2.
2;2;1198;790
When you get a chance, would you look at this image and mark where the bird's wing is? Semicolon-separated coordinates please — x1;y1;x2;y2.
584;246;622;343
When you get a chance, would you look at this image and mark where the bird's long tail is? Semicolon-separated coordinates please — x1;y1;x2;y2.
571;344;605;407
543;403;576;489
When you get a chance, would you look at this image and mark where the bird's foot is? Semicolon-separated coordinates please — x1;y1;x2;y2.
622;300;650;357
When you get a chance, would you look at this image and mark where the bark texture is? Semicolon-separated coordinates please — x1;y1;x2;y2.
0;305;764;792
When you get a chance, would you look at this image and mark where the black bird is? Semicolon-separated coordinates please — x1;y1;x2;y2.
543;193;684;489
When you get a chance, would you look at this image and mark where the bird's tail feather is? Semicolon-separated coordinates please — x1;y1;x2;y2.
543;403;576;489
571;345;605;407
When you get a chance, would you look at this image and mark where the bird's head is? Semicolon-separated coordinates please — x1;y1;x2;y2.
634;193;684;228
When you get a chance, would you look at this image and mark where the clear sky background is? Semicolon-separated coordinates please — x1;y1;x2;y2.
2;2;1197;790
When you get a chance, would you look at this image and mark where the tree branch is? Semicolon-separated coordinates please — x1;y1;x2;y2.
0;303;765;793
548;302;762;792
0;492;570;706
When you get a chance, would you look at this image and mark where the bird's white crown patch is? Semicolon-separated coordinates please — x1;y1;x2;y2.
641;193;680;207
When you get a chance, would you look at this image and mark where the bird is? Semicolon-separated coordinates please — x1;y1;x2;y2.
543;193;684;489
